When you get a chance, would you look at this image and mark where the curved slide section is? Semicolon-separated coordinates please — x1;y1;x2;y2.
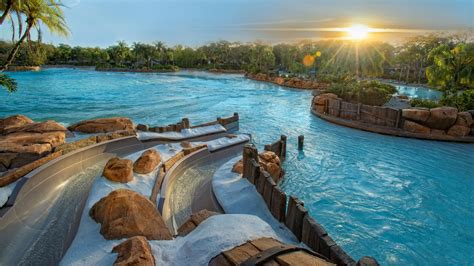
160;136;250;234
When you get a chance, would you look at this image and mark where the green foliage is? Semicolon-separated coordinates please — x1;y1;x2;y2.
247;44;275;73
440;89;474;111
328;80;397;106
410;98;441;109
426;43;474;91
0;73;17;92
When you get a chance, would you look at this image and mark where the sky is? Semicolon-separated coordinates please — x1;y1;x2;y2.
1;0;473;47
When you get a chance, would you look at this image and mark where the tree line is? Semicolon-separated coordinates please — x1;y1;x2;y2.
1;35;472;90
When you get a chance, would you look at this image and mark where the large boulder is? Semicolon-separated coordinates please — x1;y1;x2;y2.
112;236;155;266
455;112;473;127
68;117;134;133
89;189;172;240
3;120;66;135
258;151;283;182
402;108;430;124
177;209;219;236
0;115;33;135
446;112;472;137
103;157;133;183
0;131;66;154
133;149;161;174
312;93;338;113
403;120;430;134
425;107;458;130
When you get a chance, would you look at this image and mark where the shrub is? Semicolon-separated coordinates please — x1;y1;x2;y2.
410;98;441;109
440;89;474;111
328;80;396;106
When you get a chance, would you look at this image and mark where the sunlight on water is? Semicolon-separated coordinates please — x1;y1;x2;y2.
1;69;473;265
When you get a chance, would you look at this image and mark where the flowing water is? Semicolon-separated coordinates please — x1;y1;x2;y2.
2;68;473;265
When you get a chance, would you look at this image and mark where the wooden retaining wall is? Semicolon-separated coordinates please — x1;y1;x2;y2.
263;135;287;160
241;143;363;266
136;113;239;133
326;98;401;128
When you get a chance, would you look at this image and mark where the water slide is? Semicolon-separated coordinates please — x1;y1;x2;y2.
0;121;240;265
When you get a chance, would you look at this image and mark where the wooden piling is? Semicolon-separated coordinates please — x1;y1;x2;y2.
243;144;258;179
182;118;190;128
280;135;287;159
263;175;276;208
298;135;304;150
270;187;287;222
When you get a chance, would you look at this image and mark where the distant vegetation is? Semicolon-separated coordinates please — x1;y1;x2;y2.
0;1;472;111
328;80;397;106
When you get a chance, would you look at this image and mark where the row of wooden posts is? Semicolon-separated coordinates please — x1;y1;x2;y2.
136;113;239;133
242;139;377;266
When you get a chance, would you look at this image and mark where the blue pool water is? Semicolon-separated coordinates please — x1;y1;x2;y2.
2;68;473;265
394;84;443;101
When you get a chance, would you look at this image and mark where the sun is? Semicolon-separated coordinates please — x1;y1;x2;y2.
346;24;370;40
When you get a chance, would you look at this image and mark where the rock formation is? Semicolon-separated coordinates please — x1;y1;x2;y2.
0;115;67;174
232;151;284;182
112;236;155;266
133;149;161;174
68;117;134;133
103;157;134;183
89;189;172;240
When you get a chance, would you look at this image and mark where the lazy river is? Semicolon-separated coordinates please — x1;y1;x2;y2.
1;68;473;265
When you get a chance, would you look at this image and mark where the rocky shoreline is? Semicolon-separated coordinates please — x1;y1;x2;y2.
311;93;474;142
246;73;330;90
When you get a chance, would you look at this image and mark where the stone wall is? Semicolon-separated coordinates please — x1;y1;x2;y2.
312;93;474;141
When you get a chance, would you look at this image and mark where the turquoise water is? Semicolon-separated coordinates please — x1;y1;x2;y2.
395;84;443;101
2;69;473;265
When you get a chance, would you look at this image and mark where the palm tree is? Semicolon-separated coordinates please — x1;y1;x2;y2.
1;0;69;71
0;0;14;25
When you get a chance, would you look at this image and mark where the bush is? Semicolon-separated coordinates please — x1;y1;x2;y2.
328;80;396;106
410;98;441;109
440;89;474;111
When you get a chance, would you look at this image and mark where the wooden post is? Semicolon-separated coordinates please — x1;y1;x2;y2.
293;204;308;241
263;176;276;208
270;187;287;222
357;103;362;120
337;100;342;117
217;117;222;125
243;144;258;179
182;118;190;128
247;159;260;184
280;135;287;159
256;171;268;195
319;235;336;260
395;109;402;128
285;196;304;236
298;135;304;150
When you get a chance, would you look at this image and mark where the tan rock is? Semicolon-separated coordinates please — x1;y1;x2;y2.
89;189;172;240
402;108;430;123
232;151;284;182
0;131;65;149
425;107;458;130
68;117;134;133
456;112;473;127
133;149;161;174
177;209;219;236
0;115;33;135
274;77;285;85
103;157;133;183
112;236;155;266
232;160;243;174
3;120;66;135
447;125;471;137
403;120;430;134
180;141;192;149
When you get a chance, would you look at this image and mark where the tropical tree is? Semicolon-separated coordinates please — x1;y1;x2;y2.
107;41;131;67
1;0;69;71
426;43;474;91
